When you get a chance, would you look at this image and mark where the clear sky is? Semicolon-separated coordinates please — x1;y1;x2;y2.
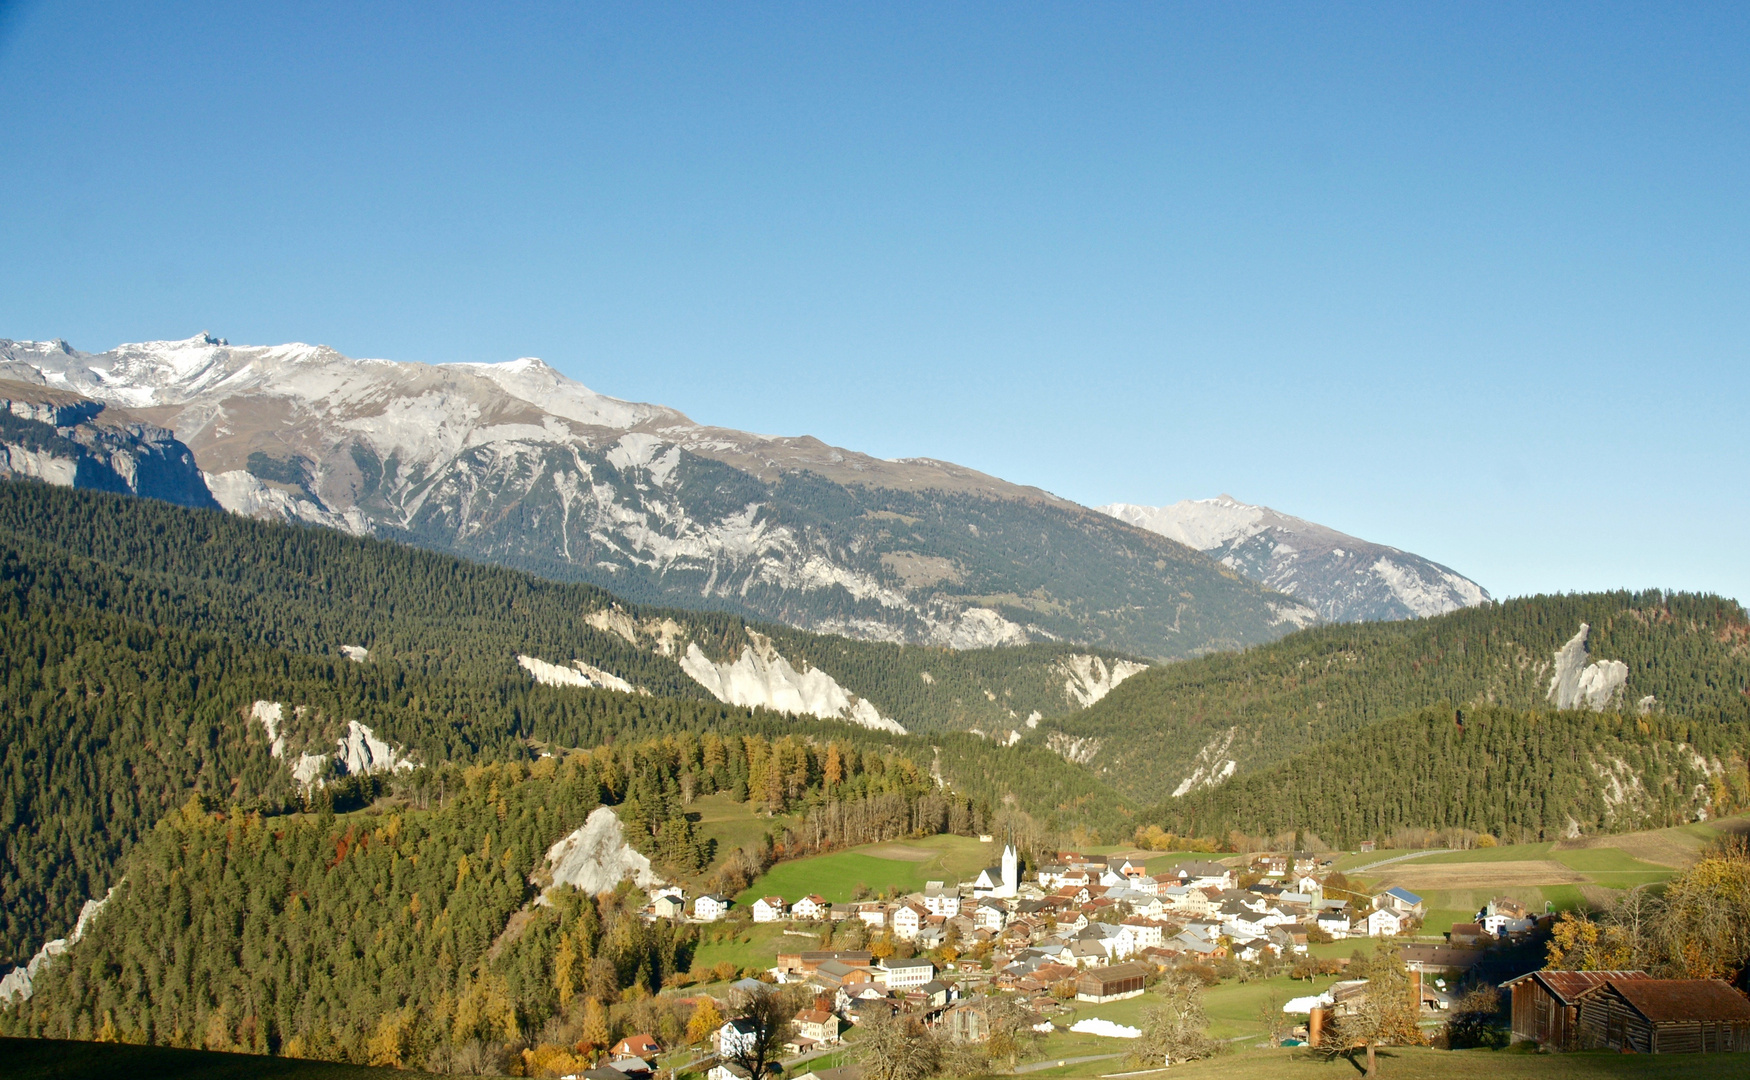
1;2;1746;604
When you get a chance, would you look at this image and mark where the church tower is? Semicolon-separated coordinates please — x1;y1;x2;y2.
1000;842;1018;898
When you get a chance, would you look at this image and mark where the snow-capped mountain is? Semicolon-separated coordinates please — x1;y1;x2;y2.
1100;494;1489;622
0;334;1315;659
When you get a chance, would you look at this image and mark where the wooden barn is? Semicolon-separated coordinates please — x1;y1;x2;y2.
1501;970;1650;1048
1575;979;1750;1054
1076;962;1150;1003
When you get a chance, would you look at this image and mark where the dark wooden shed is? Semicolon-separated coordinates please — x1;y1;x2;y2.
1575;978;1750;1054
1500;970;1650;1048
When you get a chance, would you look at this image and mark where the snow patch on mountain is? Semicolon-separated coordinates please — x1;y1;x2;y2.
0;887;115;1005
518;654;639;694
1101;495;1488;623
678;631;906;734
537;806;665;903
1547;624;1629;711
1057;655;1150;708
1172;728;1239;797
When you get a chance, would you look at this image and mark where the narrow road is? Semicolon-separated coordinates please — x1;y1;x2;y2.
1012;1052;1125;1073
1345;849;1447;874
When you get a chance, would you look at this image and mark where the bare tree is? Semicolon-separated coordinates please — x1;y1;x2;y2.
854;1010;941;1080
1132;970;1216;1067
981;995;1045;1069
1324;944;1421;1077
725;984;800;1079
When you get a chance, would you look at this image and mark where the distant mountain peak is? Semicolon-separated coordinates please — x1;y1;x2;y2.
1101;495;1489;623
1;333;1315;659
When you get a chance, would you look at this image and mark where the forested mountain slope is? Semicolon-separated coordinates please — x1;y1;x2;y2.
0;480;1134;969
1038;591;1750;804
4;742;955;1065
0;480;1144;735
0;335;1314;658
1152;704;1750;847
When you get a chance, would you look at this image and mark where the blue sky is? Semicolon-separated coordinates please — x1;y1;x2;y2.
1;2;1746;603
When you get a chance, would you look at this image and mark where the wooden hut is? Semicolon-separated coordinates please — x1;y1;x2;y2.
1075;963;1150;1003
1500;970;1650;1048
1575;979;1750;1054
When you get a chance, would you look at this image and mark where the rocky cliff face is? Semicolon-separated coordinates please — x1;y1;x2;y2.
0;376;217;510
1101;494;1488;623
1;334;1314;659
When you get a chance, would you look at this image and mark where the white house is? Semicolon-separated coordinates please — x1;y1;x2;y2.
971;899;1006;933
1375;887;1425;917
791;894;827;921
717;1018;759;1057
891;903;927;941
856;903;888;928
1162;886;1213;918
1169;861;1236;891
1315;910;1353;939
878;958;935;990
751;896;787;923
1366;908;1404;937
922;882;961;917
695;894;729;921
1295;874;1323;897
1117;919;1164;955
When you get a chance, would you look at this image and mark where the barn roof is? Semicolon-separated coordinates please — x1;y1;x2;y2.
1499;970;1650;1004
1605;979;1750;1023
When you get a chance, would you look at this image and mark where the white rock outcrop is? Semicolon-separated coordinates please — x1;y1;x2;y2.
340;645;370;662
252;700;287;757
337;720;414;776
0;887;114;1005
1547;624;1629;711
1172;727;1239;797
538;806;666;903
1057;654;1149;708
518;654;638;694
679;631;906;734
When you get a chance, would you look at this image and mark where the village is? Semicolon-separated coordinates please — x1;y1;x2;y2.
544;837;1750;1080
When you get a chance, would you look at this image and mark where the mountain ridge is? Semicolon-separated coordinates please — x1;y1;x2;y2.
1100;493;1489;622
0;334;1314;659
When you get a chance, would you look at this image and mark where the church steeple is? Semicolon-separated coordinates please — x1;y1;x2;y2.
1000;840;1018;897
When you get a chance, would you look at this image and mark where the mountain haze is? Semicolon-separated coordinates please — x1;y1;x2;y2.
1101;494;1488;623
0;335;1314;659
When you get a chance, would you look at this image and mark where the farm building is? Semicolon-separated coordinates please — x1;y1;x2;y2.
1502;971;1651;1048
1575;979;1750;1054
1076;962;1150;1003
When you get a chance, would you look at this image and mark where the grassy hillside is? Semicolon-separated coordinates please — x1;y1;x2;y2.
734;833;998;904
1044;591;1750;804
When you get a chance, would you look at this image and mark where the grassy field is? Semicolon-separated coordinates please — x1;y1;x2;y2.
687;922;814;978
1013;1045;1750;1080
1334;819;1750;937
0;1037;426;1079
735;834;998;905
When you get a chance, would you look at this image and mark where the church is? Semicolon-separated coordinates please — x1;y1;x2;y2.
971;844;1020;899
